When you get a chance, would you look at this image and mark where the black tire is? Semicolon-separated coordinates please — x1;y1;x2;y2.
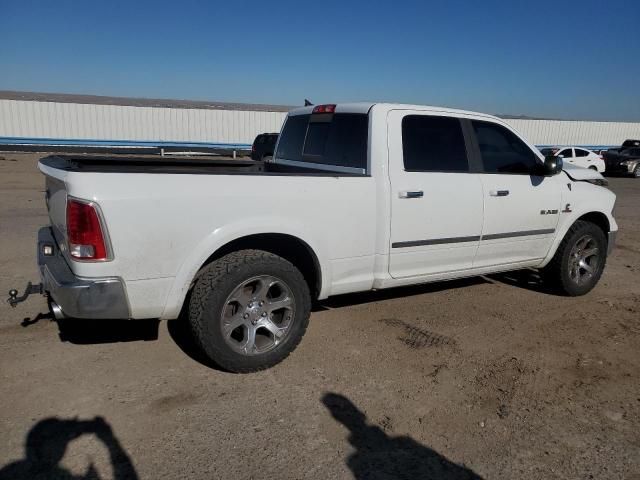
633;164;640;178
188;250;311;373
542;220;607;296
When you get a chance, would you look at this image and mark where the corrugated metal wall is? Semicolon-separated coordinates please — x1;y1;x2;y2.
504;118;640;146
0;100;287;145
1;99;640;147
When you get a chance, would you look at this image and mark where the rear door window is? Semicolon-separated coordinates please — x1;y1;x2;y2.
559;148;573;158
575;148;589;157
401;115;469;172
275;113;368;171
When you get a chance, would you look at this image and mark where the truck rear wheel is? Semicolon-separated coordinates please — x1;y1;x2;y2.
542;220;607;296
188;249;311;373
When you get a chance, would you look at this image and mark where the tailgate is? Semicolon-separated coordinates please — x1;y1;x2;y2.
40;160;68;250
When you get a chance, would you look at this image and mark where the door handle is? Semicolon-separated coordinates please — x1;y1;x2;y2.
399;191;424;199
489;190;509;197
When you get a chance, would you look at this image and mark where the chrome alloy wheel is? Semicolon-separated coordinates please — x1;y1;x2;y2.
221;275;296;356
568;234;601;286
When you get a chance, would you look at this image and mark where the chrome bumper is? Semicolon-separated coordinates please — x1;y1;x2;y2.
607;230;616;256
38;227;130;319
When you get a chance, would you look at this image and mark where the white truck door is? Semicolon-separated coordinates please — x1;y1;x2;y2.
470;120;562;268
387;110;483;278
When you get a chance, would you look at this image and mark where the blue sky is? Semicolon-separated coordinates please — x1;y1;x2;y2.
1;0;639;121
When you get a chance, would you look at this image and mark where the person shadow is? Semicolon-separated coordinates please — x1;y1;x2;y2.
0;417;138;480
322;393;482;480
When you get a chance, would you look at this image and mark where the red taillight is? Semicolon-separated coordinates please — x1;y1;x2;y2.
312;104;336;114
66;199;108;260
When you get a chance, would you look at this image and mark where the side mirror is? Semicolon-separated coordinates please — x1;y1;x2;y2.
543;155;563;176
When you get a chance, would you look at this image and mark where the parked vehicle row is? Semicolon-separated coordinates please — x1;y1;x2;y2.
540;147;605;173
9;102;618;372
603;139;640;177
539;141;640;178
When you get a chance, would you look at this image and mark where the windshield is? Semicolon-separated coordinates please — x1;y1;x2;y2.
275;113;369;173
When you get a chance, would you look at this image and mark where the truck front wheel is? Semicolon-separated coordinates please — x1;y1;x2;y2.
188;249;311;373
542;220;607;296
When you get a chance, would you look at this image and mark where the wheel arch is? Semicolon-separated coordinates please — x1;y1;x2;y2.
577;211;610;236
540;210;612;268
197;233;322;299
162;232;324;320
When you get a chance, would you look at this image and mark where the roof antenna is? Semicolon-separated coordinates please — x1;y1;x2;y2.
304;99;313;106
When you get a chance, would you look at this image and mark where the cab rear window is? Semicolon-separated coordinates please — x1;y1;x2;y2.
275;113;368;171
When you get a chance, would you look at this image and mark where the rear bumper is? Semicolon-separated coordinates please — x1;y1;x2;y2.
38;227;130;319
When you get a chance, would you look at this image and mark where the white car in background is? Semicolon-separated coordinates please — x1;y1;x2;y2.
541;147;605;172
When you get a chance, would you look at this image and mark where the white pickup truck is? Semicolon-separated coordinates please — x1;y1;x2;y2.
9;103;617;372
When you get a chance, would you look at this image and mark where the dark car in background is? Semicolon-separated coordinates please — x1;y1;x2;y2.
251;133;278;161
603;139;640;177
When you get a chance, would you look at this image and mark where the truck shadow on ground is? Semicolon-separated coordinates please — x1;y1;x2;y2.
486;269;557;295
29;270;549;369
322;392;482;479
0;416;138;480
55;318;160;344
315;277;489;310
167;317;219;369
166;279;491;370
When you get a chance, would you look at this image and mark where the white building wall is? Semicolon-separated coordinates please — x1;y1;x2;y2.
504;118;640;146
0;100;288;145
1;99;640;147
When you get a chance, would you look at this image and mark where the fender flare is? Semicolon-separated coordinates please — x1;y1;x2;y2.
159;217;330;319
539;207;615;268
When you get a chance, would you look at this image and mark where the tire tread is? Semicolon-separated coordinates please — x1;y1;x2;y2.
188;249;310;373
543;220;606;296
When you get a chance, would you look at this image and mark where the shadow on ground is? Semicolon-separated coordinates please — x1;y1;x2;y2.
487;269;557;295
17;270;551;369
322;392;482;479
315;277;489;311
167;317;220;370
21;311;54;327
0;416;138;480
56;318;160;344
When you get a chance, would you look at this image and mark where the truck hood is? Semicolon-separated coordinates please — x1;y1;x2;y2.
562;163;604;182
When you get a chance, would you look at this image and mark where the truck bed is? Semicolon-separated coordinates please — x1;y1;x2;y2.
39;155;367;176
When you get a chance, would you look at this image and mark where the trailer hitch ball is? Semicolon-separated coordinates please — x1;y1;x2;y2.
7;283;43;307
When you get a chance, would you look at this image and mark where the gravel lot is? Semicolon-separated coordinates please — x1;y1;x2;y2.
1;152;639;479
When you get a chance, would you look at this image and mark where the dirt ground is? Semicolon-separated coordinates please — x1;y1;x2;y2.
0;152;638;480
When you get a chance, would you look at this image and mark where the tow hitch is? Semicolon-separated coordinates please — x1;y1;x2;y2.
7;282;43;307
